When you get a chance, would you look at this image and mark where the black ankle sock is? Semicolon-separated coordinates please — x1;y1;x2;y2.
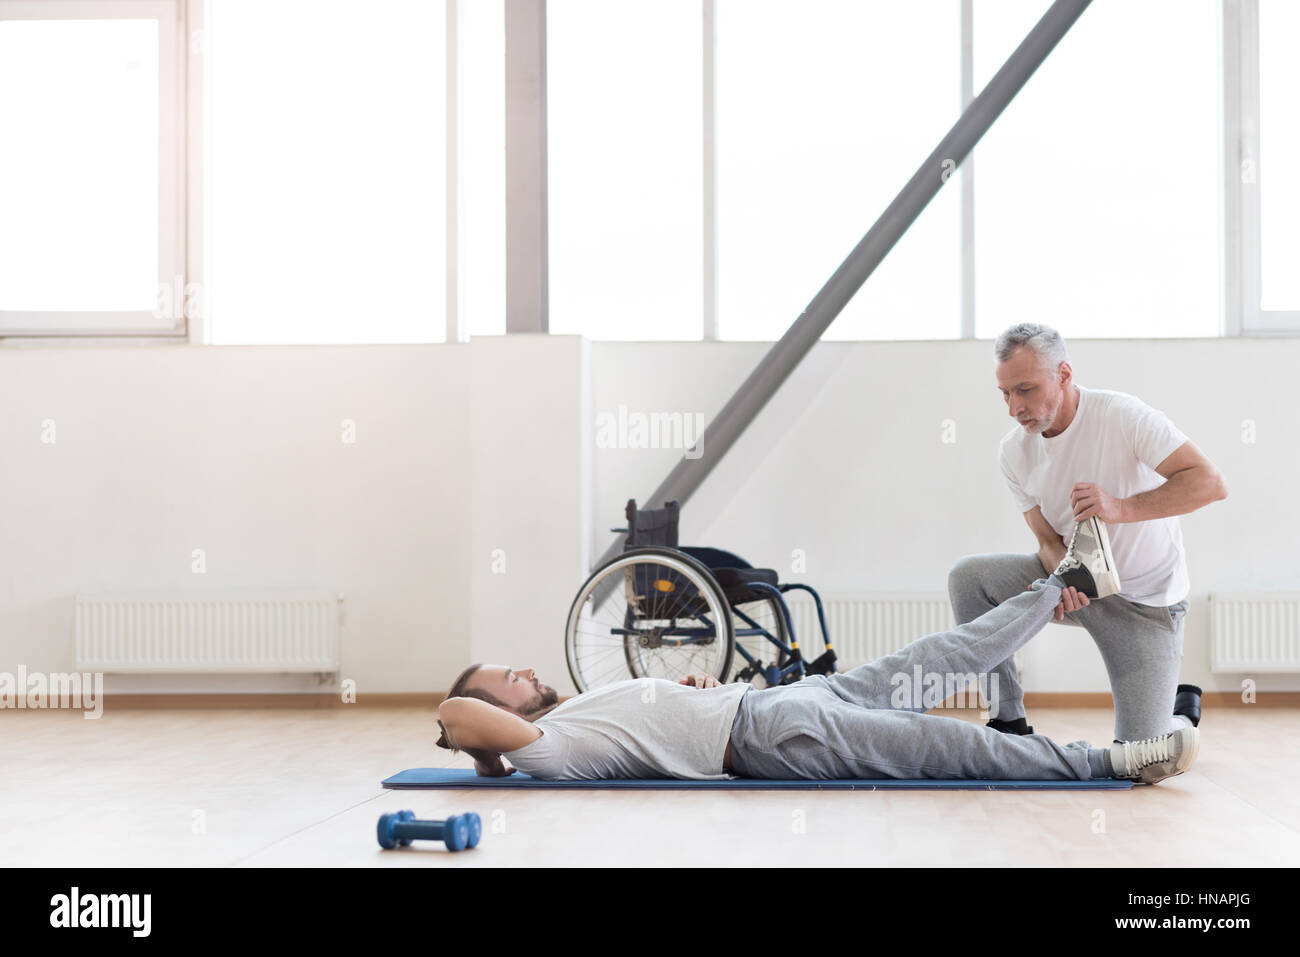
988;716;1033;735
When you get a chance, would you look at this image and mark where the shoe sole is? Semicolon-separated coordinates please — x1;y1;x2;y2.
1086;517;1122;599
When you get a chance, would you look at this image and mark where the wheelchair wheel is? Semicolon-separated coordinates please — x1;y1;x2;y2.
729;596;791;688
565;547;735;693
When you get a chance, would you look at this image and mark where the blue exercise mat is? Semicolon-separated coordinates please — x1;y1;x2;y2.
383;768;1132;790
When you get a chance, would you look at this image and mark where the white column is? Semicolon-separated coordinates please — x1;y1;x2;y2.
505;0;549;333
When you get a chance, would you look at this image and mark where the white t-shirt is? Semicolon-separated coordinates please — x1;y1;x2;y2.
998;384;1190;607
502;678;751;780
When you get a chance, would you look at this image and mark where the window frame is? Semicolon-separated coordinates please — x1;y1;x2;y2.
1223;0;1300;335
0;0;196;339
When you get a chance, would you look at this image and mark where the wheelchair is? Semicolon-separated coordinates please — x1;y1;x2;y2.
564;499;837;693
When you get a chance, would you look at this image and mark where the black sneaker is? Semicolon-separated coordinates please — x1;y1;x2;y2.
1052;516;1121;599
1174;683;1203;727
986;716;1034;735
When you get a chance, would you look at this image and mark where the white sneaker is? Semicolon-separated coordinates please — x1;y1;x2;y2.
1109;726;1199;784
1052;516;1121;599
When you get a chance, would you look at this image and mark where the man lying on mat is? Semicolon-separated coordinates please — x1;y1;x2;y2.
436;571;1198;786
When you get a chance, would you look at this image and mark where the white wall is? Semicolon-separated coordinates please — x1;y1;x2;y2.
471;335;591;694
1;336;1295;695
0;344;471;694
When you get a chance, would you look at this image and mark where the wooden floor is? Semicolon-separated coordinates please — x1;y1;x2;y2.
4;705;1297;867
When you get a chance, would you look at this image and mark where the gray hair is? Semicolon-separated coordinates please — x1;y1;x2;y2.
994;323;1070;377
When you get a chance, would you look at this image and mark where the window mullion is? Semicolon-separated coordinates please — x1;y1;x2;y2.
703;0;717;342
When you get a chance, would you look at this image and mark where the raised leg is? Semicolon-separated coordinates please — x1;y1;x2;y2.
805;574;1065;716
945;552;1050;720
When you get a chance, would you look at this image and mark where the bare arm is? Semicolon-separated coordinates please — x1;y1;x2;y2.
438;697;542;776
1118;441;1228;523
1024;506;1068;577
1022;507;1094;620
1070;441;1228;525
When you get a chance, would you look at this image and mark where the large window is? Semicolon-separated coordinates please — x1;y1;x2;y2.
0;1;183;336
716;0;961;341
972;0;1220;339
208;0;447;344
547;0;703;341
1257;0;1299;314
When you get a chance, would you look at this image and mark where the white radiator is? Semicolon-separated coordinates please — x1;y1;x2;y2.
75;592;341;673
786;593;954;669
1210;593;1300;673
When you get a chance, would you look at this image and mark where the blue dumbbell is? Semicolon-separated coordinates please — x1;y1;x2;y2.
376;809;482;851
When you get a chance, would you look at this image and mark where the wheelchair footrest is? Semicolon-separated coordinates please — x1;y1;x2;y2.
805;649;837;676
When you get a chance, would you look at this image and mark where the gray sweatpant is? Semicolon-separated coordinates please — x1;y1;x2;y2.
947;552;1190;742
728;575;1107;781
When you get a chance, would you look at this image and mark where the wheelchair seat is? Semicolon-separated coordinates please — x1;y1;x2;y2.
677;547;779;605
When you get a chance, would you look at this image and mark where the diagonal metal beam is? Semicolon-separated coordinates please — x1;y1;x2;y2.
594;0;1092;571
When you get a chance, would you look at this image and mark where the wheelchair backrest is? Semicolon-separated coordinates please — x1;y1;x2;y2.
623;498;679;549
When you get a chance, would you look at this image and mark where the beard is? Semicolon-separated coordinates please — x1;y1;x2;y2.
1026;389;1066;435
526;681;560;714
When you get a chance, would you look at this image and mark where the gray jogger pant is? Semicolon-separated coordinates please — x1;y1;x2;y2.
947;552;1190;742
727;575;1106;781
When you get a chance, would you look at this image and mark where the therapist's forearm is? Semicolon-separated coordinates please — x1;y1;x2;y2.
1119;467;1227;523
1036;539;1067;577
